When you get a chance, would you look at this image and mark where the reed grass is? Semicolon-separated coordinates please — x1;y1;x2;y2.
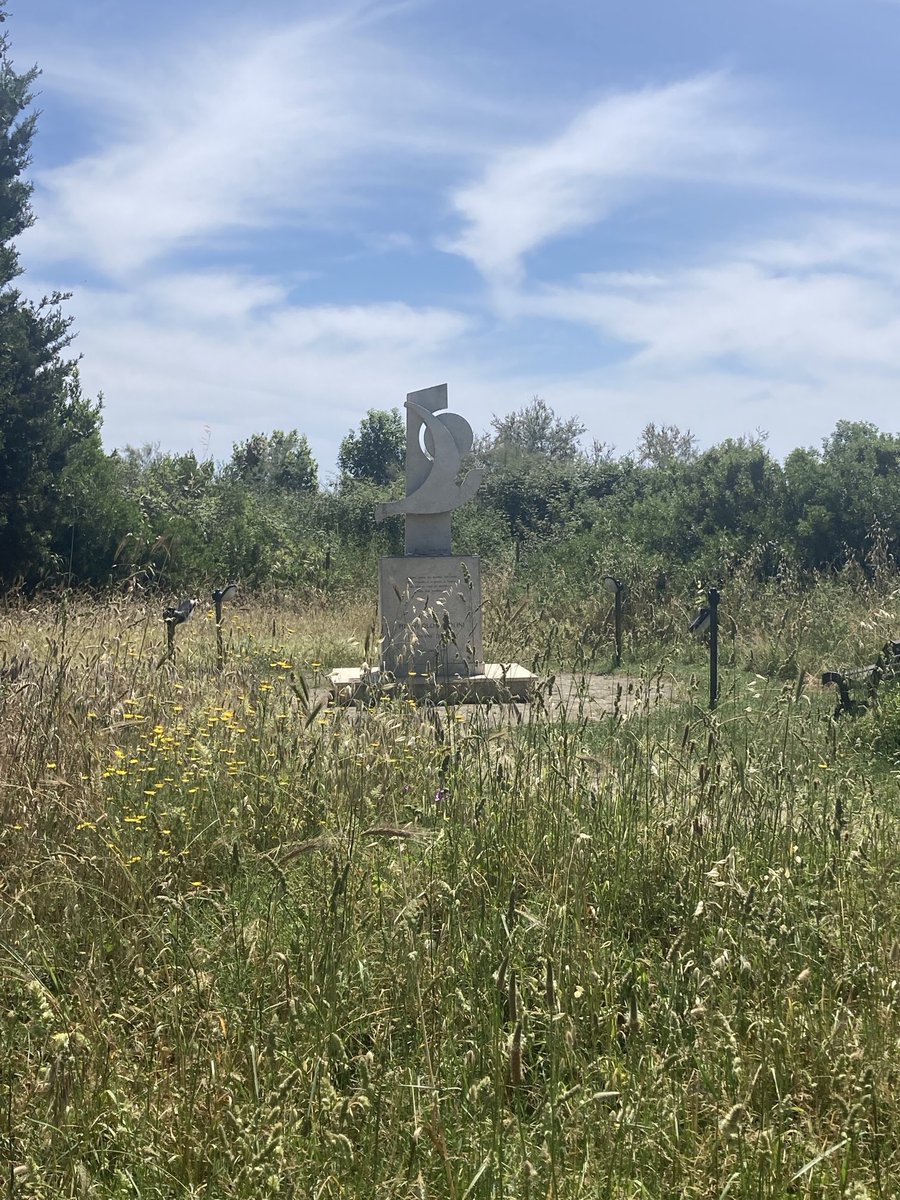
1;579;899;1197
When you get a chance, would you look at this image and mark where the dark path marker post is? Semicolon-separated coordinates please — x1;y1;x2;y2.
603;576;625;667
689;588;720;710
708;587;720;709
161;598;197;665
165;613;177;662
213;583;238;672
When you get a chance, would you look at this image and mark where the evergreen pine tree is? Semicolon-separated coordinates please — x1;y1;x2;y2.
0;2;105;586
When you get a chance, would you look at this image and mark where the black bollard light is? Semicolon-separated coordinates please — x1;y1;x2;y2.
162;597;198;662
708;587;719;709
688;588;720;709
212;582;238;671
603;575;625;666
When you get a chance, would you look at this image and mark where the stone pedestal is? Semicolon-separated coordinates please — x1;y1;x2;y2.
328;553;535;706
378;556;483;679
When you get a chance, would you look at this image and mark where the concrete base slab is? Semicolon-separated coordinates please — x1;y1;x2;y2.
329;662;535;705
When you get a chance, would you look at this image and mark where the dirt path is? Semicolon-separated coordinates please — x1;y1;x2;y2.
477;672;679;728
538;671;678;717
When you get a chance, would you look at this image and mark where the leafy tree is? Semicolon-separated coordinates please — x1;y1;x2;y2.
468;398;588;562
0;2;34;290
320;479;403;557
623;434;782;575
680;438;783;571
0;5;110;587
478;396;586;464
636;422;698;468
119;445;215;519
338;408;404;486
206;478;319;589
783;421;900;569
227;429;317;494
115;445;217;587
47;380;142;586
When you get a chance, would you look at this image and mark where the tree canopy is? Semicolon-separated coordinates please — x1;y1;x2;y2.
337;408;404;487
478;396;587;464
0;7;115;586
0;2;896;598
226;430;318;494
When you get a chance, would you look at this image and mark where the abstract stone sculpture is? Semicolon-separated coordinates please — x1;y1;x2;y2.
329;384;533;703
375;383;484;556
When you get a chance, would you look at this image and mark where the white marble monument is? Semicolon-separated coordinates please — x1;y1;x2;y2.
330;385;533;703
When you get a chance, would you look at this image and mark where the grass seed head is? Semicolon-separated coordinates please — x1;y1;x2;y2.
507;968;519;1023
509;1020;524;1087
718;1103;747;1137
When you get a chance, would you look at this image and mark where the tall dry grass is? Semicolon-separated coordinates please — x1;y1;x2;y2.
1;580;899;1197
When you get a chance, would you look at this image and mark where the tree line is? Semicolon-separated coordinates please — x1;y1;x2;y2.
4;392;899;596
2;6;899;597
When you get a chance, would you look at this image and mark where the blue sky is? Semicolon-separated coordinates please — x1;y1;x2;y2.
10;0;900;479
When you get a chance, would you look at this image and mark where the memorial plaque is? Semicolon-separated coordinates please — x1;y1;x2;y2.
379;556;484;678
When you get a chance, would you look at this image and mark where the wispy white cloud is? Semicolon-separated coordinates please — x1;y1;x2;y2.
740;218;900;282
474;216;900;458
17;4;900;467
445;74;767;288
33;215;900;468
37;271;472;468
21;6;482;278
13;3;518;469
444;71;900;293
127;272;471;348
28;222;900;473
439;66;900;451
520;219;900;378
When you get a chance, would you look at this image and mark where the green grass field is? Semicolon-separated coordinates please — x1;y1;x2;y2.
2;580;900;1198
